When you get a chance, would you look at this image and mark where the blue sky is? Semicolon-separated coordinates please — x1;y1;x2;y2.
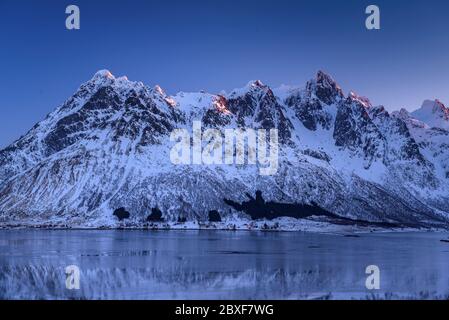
1;0;449;147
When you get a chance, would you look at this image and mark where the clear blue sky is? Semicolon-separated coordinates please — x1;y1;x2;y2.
1;0;449;147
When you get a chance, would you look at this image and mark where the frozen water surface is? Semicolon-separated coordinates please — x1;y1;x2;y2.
0;230;448;299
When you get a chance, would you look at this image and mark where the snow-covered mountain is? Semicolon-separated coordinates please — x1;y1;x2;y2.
0;70;448;229
411;99;449;130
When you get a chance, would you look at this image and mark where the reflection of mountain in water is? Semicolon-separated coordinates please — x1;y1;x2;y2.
2;230;449;300
1;264;448;300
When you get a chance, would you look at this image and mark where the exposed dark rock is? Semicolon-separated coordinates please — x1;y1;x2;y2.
303;149;331;162
334;97;385;168
113;207;130;221
295;100;332;131
208;210;222;222
309;70;344;105
285;71;343;131
224;190;337;220
202;95;232;128
147;207;164;222
227;84;293;144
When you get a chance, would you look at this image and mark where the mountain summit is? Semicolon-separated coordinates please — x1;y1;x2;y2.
411;99;449;130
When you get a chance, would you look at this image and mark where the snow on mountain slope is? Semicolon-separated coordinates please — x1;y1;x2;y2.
411;100;449;130
394;108;449;213
0;70;448;229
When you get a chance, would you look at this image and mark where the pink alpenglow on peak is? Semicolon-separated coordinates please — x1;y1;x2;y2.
348;91;372;108
153;85;166;96
411;99;449;130
93;69;115;80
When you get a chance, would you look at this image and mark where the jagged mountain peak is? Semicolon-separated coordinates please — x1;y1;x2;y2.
303;70;344;105
348;91;372;108
393;108;411;120
393;108;430;130
421;99;448;113
153;84;166;96
316;70;337;86
228;79;272;98
83;69;145;93
417;99;449;118
92;69;115;80
371;105;387;113
411;99;449;130
368;105;389;120
249;79;266;88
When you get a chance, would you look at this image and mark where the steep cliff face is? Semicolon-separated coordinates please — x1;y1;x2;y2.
0;70;448;228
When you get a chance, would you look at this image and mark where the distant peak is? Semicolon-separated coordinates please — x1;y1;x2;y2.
370;105;387;113
153;85;166;96
252;80;265;87
348;91;372;108
411;99;449;129
304;70;343;104
245;80;266;89
394;108;411;119
394;108;430;129
116;76;128;82
421;99;448;115
84;70;117;88
81;69;147;95
316;70;335;84
92;69;115;80
228;80;270;98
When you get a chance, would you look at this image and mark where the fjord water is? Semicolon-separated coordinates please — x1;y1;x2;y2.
0;230;448;300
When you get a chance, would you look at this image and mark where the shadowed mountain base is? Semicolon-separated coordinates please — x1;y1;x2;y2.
224;191;403;228
224;190;338;220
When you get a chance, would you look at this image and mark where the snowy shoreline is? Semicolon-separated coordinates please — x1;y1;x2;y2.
0;216;440;234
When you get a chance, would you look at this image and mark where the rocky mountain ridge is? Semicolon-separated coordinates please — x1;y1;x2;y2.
0;70;448;229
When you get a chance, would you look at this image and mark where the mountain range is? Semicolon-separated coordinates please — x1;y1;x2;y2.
0;70;448;229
